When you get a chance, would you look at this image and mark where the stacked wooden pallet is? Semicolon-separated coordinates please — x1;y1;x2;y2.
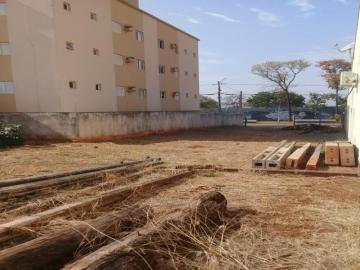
253;140;357;173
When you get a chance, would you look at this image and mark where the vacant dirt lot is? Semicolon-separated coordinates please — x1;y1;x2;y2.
1;125;359;269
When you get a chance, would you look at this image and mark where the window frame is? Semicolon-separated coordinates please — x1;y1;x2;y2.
116;86;126;97
0;43;10;55
160;91;167;100
63;1;71;11
69;81;77;89
135;31;144;42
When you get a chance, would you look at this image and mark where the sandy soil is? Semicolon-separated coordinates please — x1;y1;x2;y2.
1;125;359;269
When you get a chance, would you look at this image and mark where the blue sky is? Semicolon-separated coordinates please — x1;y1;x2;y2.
141;0;358;100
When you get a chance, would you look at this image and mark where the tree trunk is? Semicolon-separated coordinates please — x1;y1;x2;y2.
335;88;339;115
285;90;293;121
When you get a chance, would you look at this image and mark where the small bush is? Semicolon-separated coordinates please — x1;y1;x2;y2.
0;122;24;148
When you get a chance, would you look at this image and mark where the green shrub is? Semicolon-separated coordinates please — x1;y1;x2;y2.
0;122;24;148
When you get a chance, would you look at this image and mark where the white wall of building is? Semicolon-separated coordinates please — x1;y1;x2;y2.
7;0;60;112
348;9;360;157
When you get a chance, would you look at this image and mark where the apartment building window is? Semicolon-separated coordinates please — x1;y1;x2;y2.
159;65;166;74
135;31;144;42
116;86;125;97
158;39;165;49
66;41;74;51
194;73;197;78
0;43;10;55
184;71;188;76
69;81;77;89
194;94;198;99
95;83;102;91
173;92;180;101
184;49;188;55
114;54;124;66
160;91;166;99
90;12;97;21
93;48;100;56
0;3;7;16
139;88;147;98
63;1;71;11
0;82;14;94
186;92;190;98
112;21;123;34
137;60;145;71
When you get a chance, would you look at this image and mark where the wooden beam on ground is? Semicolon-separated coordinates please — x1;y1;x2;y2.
339;142;356;167
306;144;323;170
0;159;153;188
64;192;228;270
324;142;340;166
4;166;162;218
266;141;296;170
252;140;287;169
0;171;192;244
0;206;152;270
253;168;358;177
286;143;312;169
0;159;162;200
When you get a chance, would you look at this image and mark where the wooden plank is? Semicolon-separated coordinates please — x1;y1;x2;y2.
253;168;358;177
64;192;228;270
266;141;296;170
339;142;356;167
0;206;152;270
252;140;287;169
306;144;323;170
325;142;339;166
286;143;312;169
0;171;192;243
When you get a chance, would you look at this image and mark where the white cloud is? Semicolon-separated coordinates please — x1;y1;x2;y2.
250;8;281;27
203;11;241;23
187;17;201;24
290;0;315;12
336;0;350;4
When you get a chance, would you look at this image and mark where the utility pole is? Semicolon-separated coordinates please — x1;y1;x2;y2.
239;91;243;111
217;81;222;112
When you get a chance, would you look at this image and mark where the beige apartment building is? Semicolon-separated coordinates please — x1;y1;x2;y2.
0;0;200;112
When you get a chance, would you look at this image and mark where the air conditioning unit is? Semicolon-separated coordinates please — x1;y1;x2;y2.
126;86;136;92
171;67;179;73
125;57;136;63
123;25;133;32
340;71;358;88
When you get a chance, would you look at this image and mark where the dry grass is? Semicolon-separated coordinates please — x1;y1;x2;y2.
1;126;359;269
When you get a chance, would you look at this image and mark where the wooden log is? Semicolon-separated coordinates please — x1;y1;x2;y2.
0;206;152;270
306;144;323;170
0;159;153;188
286;143;312;169
64;191;228;270
252;140;287;169
266;141;296;170
324;142;339;166
4;166;162;218
0;159;161;201
339;142;356;167
0;171;192;244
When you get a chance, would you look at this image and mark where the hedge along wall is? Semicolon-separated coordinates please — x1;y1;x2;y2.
0;122;24;148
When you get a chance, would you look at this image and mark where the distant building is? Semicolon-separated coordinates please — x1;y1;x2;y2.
0;0;200;112
347;9;360;154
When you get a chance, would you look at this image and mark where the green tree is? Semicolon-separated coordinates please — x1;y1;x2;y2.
317;59;352;114
306;93;328;118
247;91;305;108
200;95;218;109
252;60;311;120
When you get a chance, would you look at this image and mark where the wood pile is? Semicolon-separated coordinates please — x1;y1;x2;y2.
252;141;358;176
